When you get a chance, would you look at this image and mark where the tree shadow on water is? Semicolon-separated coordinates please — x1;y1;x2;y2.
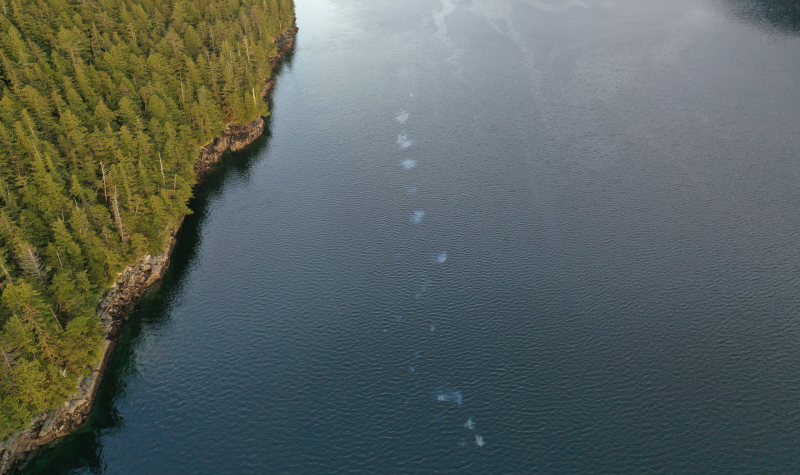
723;0;800;35
13;96;289;475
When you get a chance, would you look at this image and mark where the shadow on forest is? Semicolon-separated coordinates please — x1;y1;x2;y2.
723;0;800;35
13;49;296;475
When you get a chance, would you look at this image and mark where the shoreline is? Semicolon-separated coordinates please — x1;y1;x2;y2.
0;20;298;474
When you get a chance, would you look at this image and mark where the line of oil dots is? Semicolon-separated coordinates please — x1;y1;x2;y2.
393;103;485;449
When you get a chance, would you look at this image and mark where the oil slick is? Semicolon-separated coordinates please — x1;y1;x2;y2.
435;389;463;405
397;134;413;149
401;159;417;169
386;94;485;456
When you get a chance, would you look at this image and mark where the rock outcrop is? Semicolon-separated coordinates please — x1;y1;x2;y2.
194;117;267;177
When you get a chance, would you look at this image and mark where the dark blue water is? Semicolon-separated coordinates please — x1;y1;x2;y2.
23;0;800;473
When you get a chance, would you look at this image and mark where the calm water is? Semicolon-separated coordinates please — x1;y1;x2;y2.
22;0;800;473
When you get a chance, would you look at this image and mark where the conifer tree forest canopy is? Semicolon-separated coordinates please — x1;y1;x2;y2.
0;0;294;439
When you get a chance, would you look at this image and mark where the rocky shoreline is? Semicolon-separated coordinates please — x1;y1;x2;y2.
196;23;298;178
0;20;298;474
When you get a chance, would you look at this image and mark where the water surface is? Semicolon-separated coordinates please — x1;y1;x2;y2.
23;0;800;473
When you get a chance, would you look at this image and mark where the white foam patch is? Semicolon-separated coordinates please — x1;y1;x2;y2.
401;159;417;169
434;251;447;263
396;110;409;124
410;210;425;223
435;390;463;405
397;134;413;149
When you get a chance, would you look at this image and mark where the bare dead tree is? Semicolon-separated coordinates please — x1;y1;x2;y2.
18;243;45;282
158;152;166;188
244;36;252;63
111;186;128;243
0;345;14;375
48;306;64;332
0;260;13;284
100;161;108;200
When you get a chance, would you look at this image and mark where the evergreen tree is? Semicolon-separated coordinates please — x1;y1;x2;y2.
0;0;294;439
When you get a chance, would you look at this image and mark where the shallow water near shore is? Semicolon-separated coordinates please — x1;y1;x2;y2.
20;0;800;473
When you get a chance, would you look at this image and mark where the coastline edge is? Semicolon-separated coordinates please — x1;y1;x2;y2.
0;19;298;474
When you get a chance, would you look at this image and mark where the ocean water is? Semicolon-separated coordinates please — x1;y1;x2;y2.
21;0;800;473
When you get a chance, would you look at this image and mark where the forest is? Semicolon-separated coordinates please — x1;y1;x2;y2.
0;0;293;439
